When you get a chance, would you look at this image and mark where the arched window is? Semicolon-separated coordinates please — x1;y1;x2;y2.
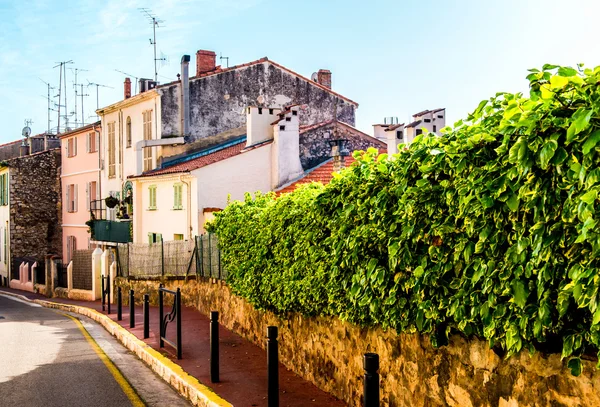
126;117;132;148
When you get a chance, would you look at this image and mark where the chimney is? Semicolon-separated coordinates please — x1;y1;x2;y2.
271;106;304;188
20;140;30;157
329;138;349;172
196;50;216;76
181;55;191;136
124;77;131;99
317;69;332;89
386;124;405;156
246;106;280;147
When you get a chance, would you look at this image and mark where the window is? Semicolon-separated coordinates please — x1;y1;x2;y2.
148;185;157;210
66;184;78;212
437;115;443;119
67;137;77;157
292;110;298;116
424;118;431;123
258;108;263;114
0;173;8;206
416;129;423;136
66;236;77;263
87;132;98;153
108;122;116;177
173;183;183;210
148;232;162;244
285;117;291;122
279;125;285;131
433;125;437;132
126;117;132;148
143;110;153;172
269;109;274;115
396;130;403;141
86;181;98;210
174;234;184;241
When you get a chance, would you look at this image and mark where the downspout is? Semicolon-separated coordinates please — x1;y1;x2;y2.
179;174;192;239
93;123;101;207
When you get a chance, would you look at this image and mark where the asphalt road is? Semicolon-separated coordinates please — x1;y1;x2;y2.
0;294;190;407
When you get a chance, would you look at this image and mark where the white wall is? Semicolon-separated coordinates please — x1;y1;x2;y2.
246;106;281;147
271;107;303;188
193;144;272;232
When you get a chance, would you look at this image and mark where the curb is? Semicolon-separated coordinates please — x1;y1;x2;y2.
0;290;232;407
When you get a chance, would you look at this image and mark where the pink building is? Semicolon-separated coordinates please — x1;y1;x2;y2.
60;122;101;263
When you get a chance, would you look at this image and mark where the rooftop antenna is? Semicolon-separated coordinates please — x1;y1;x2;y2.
87;80;114;119
22;120;32;148
220;53;229;68
53;60;73;133
79;84;90;126
38;78;56;134
115;69;140;94
69;67;88;127
139;8;165;82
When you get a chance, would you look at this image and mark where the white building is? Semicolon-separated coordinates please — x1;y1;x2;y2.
373;108;446;155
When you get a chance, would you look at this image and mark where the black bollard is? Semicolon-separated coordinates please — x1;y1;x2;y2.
210;311;219;383
129;289;135;328
267;326;279;407
159;285;164;348
117;287;122;321
106;275;111;315
176;288;182;360
363;353;380;407
143;294;150;339
101;277;105;311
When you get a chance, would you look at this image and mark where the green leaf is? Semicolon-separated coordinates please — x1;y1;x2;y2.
582;130;600;155
550;75;569;89
512;280;528;308
507;194;520;212
580;190;597;205
539;140;557;170
568;357;582;376
558;67;578;77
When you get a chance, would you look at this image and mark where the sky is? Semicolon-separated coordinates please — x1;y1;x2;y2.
1;0;600;142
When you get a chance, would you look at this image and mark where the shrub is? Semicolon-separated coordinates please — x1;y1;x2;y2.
209;64;600;375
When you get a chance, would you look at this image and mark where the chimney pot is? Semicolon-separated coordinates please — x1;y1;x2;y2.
124;77;131;99
196;50;217;76
317;69;332;89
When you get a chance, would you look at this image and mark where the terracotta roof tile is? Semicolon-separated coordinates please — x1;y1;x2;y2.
384;123;405;132
405;120;422;129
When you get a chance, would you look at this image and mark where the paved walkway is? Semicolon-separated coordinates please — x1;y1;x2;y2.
0;287;346;407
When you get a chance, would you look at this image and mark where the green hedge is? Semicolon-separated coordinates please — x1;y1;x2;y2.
208;64;600;375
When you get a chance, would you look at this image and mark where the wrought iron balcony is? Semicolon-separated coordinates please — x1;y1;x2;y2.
91;220;132;243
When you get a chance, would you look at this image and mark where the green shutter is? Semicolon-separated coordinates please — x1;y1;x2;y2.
157;233;162;242
148;232;153;244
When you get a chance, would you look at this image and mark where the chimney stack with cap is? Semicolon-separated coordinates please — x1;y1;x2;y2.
317;69;332;89
124;78;131;99
196;50;217;76
181;55;191;136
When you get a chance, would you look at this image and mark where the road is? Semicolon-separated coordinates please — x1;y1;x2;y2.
0;294;190;407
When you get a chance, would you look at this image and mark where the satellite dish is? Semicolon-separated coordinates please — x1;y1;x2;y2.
311;72;318;82
22;126;31;138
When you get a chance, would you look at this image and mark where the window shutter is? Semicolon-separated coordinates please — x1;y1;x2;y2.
96;182;100;203
66;185;71;213
148;233;153;244
73;236;77;252
67;236;71;262
74;184;78;212
86;134;90;153
66;140;70;158
157;233;162;242
95;133;100;152
74;137;77;156
86;183;90;211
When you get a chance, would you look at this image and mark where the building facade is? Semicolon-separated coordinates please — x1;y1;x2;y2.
59;122;101;262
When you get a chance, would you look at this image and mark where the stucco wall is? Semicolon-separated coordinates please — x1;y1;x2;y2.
116;277;600;407
9;150;62;275
300;122;386;170
160;61;356;144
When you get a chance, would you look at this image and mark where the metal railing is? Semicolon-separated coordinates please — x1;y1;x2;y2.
159;285;182;359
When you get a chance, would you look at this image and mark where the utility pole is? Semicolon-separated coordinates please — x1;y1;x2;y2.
80;84;89;126
87;80;114;119
70;67;88;127
38;78;55;134
53;60;73;133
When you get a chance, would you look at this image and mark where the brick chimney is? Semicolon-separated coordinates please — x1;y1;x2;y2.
124;77;131;99
196;50;216;75
317;69;332;89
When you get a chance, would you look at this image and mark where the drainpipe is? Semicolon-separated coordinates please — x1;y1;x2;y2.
93;123;101;209
179;175;192;239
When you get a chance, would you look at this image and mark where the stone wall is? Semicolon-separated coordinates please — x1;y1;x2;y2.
114;277;600;407
0;135;60;161
299;121;386;170
9;149;62;271
160;61;356;142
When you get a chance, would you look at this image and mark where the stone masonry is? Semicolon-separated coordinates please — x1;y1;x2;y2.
8;149;62;276
299;121;386;170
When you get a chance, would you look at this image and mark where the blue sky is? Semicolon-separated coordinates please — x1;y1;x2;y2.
1;0;600;142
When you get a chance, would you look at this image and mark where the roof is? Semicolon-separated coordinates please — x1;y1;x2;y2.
431;108;445;113
299;120;386;146
412;109;431;117
0;133;55;150
277;148;386;194
405;120;422;129
384;123;405;132
58;121;101;139
160;58;359;107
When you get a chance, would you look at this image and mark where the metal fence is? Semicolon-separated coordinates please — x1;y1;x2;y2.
56;263;68;288
117;234;226;280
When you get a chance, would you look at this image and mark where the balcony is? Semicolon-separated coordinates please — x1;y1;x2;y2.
91;220;132;243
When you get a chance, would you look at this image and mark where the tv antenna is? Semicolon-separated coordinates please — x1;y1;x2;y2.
38;78;56;134
79;84;90;126
87;80;114;118
139;8;165;82
69;67;89;127
53;60;73;133
115;69;140;94
220;53;229;68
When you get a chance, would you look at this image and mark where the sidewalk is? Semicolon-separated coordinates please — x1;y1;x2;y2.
0;287;346;407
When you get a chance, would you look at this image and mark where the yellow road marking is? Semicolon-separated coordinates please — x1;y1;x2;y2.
63;313;146;407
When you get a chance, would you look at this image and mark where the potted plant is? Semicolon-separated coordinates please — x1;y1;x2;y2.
105;196;119;209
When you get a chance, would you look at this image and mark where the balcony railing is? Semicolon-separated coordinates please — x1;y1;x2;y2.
91;220;132;243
